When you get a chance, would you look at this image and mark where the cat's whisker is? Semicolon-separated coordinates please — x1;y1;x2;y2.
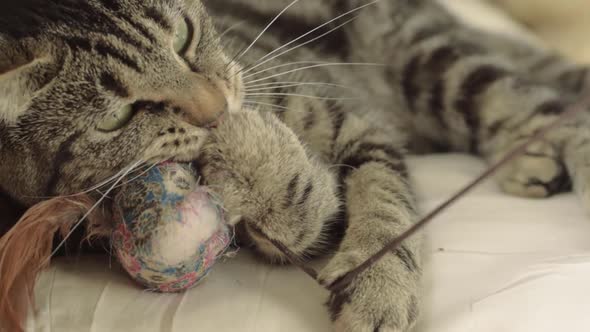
218;20;246;39
83;163;150;194
243;100;291;111
219;22;245;69
112;159;165;190
223;37;250;73
245;82;355;92
223;55;242;74
224;0;300;73
245;81;324;88
245;93;359;101
239;16;358;77
247;0;379;69
22;162;151;200
79;161;155;196
245;81;355;90
243;61;328;79
244;62;385;85
47;159;144;262
329;164;358;171
95;189;111;200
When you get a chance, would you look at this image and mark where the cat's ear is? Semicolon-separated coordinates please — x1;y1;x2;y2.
0;37;54;123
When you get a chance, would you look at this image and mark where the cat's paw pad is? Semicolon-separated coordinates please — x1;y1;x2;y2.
495;140;570;198
319;251;420;332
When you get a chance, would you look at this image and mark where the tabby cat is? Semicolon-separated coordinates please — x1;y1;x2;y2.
1;0;589;331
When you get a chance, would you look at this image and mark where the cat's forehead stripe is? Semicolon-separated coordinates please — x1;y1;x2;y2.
94;42;142;73
144;7;174;32
99;72;130;98
116;11;159;46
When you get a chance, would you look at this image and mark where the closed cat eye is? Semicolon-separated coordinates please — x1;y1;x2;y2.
97;104;135;132
173;17;195;54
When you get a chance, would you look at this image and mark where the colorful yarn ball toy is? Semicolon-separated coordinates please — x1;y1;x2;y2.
111;162;232;292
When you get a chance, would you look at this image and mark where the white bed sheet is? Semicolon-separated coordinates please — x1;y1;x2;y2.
24;1;590;331
27;155;590;332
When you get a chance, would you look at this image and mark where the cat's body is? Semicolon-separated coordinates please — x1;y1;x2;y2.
1;0;590;331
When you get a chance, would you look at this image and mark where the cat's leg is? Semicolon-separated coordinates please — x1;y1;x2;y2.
199;107;421;331
337;0;589;97
524;53;589;96
318;111;421;332
252;82;422;330
258;83;422;331
462;30;590;96
197;110;341;262
377;3;590;202
335;0;590;201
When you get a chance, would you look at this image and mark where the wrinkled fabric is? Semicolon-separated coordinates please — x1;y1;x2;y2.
27;154;590;332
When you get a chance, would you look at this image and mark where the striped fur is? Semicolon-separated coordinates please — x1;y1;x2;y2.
1;0;590;331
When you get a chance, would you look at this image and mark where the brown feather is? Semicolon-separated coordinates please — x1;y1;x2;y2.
0;195;108;332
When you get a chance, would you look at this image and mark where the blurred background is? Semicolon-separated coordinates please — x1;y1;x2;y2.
491;0;590;63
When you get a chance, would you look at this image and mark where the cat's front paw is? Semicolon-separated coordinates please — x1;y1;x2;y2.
197;111;340;260
319;250;421;332
197;111;309;215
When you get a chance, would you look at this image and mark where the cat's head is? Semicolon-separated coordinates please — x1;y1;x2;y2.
0;0;243;206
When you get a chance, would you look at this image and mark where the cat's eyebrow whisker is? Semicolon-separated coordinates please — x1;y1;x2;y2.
239;16;358;77
224;0;300;73
244;82;356;92
47;159;144;262
245;93;359;101
244;62;385;85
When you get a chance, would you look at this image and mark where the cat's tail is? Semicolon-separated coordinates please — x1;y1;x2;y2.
0;195;108;332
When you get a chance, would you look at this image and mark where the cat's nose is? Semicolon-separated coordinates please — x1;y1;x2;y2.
169;76;228;127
